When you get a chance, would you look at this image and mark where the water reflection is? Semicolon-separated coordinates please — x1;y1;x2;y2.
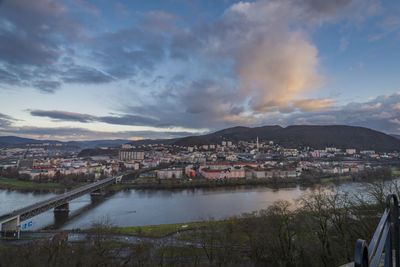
0;180;395;231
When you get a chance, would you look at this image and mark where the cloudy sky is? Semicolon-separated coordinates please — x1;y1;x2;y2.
1;0;400;141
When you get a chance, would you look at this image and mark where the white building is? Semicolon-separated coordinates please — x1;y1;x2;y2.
119;150;144;161
157;168;183;179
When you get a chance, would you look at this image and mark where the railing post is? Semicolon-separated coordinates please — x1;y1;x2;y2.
385;219;392;267
386;194;400;267
355;239;369;267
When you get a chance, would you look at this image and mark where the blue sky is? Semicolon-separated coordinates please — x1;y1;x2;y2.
0;0;400;141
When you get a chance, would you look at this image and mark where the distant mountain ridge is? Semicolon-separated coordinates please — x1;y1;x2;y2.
391;134;400;140
0;136;129;149
172;125;400;152
2;125;400;152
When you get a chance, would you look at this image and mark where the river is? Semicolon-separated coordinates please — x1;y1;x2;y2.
0;181;375;231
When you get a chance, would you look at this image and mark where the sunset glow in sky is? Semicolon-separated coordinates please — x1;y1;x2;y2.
1;0;400;140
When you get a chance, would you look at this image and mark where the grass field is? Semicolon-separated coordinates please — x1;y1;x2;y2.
393;169;400;176
0;177;63;189
107;221;214;238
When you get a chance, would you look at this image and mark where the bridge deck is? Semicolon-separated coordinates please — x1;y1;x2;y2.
0;176;117;224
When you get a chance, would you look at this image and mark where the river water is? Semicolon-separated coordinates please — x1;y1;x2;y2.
0;182;374;231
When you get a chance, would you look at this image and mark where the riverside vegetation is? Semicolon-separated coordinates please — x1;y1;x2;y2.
0;165;395;192
1;178;400;266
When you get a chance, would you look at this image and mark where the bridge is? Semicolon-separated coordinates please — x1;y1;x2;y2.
0;175;122;236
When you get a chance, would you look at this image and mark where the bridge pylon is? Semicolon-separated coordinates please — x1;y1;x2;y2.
54;202;69;213
0;215;20;238
90;188;107;201
54;203;70;226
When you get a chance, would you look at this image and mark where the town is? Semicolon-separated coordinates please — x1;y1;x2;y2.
0;137;398;187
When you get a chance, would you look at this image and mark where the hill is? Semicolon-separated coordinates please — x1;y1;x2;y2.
173;125;400;152
173;136;211;146
391;134;400;140
77;148;119;157
0;136;129;149
2;125;400;152
67;139;128;149
0;136;55;145
0;136;64;148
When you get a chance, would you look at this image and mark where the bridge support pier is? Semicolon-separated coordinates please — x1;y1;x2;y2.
90;189;106;201
0;216;20;238
54;203;69;226
54;202;69;213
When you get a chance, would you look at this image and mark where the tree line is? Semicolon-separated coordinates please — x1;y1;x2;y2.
2;178;400;266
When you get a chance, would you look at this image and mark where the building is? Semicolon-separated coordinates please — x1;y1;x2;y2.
185;165;197;178
200;162;231;170
119;149;144;161
226;167;245;178
18;159;34;168
346;149;357;155
124;162;140;170
360;150;375;155
199;166;245;179
247;166;297;179
122;144;134;149
199;168;226;179
251;167;266;178
157;168;183;179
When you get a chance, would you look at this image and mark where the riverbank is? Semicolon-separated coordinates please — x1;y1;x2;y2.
0;171;397;193
91;221;217;238
121;174;379;190
0;177;65;192
0;176;318;193
0;221;214;240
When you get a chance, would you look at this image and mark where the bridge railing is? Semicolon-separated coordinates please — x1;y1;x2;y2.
354;194;400;267
0;176;117;224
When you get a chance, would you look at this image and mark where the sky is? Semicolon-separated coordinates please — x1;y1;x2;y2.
1;0;400;141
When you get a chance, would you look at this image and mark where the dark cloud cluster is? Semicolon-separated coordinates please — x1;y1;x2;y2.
29;109;170;128
29;110;96;123
0;113;15;128
0;0;114;93
263;93;400;134
3;92;400;141
112;0;361;129
0;0;397;140
27;93;400;136
0;126;193;141
90;11;181;80
60;65;114;84
32;80;62;93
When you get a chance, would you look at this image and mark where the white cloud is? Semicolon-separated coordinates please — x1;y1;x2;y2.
361;102;381;110
390;119;400;125
392;102;400;110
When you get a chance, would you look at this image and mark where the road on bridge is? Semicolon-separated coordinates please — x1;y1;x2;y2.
0;176;120;230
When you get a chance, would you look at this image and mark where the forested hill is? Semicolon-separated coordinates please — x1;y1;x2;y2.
173;125;400;152
2;125;400;152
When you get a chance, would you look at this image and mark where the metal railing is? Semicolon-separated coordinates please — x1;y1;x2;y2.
0;176;117;224
355;194;400;267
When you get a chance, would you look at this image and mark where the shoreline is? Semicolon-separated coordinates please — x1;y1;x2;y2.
2;220;229;241
0;175;396;194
